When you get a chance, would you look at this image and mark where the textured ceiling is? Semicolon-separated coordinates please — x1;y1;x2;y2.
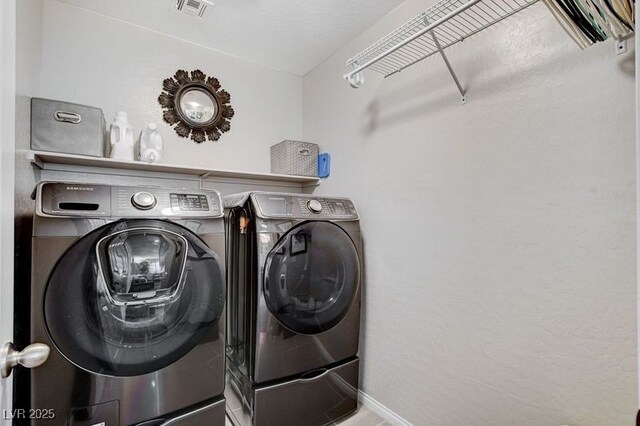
55;0;406;76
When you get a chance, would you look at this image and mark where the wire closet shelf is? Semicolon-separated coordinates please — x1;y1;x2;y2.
343;0;539;95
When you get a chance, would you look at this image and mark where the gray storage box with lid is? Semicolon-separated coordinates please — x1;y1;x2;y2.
271;140;319;177
31;98;106;157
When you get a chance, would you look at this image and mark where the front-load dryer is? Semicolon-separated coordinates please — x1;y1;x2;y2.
20;182;227;425
224;192;362;426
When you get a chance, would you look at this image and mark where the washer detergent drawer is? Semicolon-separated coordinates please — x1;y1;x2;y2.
253;358;359;426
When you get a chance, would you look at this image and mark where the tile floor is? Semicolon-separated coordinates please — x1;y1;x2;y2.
225;405;389;426
335;405;389;426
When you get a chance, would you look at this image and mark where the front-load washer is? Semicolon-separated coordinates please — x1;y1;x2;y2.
20;182;227;425
224;192;362;426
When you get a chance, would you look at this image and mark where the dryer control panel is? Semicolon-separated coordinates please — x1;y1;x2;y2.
251;193;358;220
37;182;223;219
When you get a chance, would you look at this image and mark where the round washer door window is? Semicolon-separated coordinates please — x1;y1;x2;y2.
44;219;225;377
264;221;360;335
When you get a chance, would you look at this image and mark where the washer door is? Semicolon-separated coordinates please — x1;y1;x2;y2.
44;219;225;377
264;221;360;335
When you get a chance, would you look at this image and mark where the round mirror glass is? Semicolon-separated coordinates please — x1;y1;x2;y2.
179;89;217;125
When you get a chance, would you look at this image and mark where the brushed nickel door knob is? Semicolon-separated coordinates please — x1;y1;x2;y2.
1;342;50;378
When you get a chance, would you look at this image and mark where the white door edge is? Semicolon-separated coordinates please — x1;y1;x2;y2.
636;1;640;412
0;0;16;422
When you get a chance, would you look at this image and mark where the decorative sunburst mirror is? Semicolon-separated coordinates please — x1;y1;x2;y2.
158;69;234;143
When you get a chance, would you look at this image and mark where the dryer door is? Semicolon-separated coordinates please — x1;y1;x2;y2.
264;221;360;335
43;219;225;377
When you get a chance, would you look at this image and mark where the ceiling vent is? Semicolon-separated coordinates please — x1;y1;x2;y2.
174;0;213;19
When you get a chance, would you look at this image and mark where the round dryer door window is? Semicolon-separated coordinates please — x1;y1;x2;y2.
264;221;360;335
43;219;225;377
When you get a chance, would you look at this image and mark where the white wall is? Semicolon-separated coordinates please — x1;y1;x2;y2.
16;0;42;190
303;2;637;425
39;0;302;172
16;0;42;98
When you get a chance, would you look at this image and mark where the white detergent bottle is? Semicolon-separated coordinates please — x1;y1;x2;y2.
109;111;134;161
139;122;163;163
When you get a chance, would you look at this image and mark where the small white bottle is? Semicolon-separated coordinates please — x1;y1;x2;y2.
139;122;163;163
109;111;134;161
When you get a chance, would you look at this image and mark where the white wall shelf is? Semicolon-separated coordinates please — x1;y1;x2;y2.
343;0;538;100
28;150;320;184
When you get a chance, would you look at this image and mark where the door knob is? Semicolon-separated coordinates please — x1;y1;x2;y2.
1;342;50;379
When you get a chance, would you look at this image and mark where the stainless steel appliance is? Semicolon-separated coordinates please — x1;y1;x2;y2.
19;182;227;425
225;192;361;426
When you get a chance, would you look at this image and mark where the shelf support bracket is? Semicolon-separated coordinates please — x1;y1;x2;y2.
426;17;466;104
198;171;213;189
27;151;43;169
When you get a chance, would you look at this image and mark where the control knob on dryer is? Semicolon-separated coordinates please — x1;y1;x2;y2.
307;199;323;213
131;192;157;210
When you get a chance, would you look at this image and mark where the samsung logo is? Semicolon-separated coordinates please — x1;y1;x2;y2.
268;197;285;201
66;186;94;191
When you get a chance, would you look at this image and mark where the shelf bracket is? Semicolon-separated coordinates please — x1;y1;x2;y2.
198;171;213;189
27;150;43;169
425;17;466;104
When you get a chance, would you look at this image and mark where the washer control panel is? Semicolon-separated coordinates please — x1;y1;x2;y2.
38;182;223;218
252;193;358;220
170;193;210;212
114;187;221;218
